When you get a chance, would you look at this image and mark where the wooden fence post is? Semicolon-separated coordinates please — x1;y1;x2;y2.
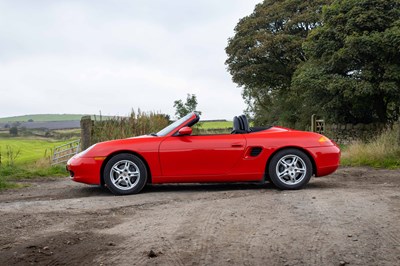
80;116;92;151
311;114;316;132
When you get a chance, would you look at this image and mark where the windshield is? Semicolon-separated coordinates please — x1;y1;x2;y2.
156;112;194;136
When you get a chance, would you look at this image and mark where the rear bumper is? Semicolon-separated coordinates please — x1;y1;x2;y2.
307;145;341;177
66;156;102;185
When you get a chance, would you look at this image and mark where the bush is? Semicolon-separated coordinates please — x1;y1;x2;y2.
9;127;18;136
91;109;170;143
341;124;400;168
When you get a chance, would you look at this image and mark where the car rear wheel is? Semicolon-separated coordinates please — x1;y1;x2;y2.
103;153;147;195
268;149;312;190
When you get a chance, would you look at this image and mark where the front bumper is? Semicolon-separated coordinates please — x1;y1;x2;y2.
307;145;341;177
66;155;103;185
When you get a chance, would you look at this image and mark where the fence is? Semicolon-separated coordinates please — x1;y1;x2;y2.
51;139;80;165
310;114;398;144
324;123;387;144
311;114;325;134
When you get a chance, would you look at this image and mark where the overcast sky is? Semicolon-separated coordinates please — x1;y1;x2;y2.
0;0;262;119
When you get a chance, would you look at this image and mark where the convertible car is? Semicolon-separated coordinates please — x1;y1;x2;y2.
67;112;340;195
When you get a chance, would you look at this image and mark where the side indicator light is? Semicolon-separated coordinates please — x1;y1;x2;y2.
94;156;106;161
319;136;330;143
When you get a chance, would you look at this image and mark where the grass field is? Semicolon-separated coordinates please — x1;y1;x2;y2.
0;137;70;187
197;121;232;129
0;138;70;165
341;124;400;169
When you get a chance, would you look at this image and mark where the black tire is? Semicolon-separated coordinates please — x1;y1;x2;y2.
103;153;147;195
268;149;313;190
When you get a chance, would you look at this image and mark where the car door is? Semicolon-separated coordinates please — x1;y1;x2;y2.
158;134;246;181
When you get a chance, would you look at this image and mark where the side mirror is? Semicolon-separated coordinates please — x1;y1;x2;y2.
178;126;192;136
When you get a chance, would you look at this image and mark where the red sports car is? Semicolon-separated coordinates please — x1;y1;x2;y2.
67;112;340;195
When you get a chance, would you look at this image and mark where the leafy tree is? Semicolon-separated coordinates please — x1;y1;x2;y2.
173;94;202;118
293;0;400;124
226;0;332;126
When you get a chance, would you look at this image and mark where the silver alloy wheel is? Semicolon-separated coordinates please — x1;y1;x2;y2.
275;154;307;185
110;160;140;190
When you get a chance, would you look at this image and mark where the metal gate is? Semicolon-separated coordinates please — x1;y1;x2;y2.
51;139;81;165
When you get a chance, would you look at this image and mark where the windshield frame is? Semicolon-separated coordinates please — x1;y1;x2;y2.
156;112;196;137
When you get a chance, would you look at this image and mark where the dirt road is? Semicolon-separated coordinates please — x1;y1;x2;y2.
0;167;399;265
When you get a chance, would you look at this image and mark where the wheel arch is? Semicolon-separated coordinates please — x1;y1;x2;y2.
100;150;152;186
264;146;317;181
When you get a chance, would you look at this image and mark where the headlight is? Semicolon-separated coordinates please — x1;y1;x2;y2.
78;144;96;157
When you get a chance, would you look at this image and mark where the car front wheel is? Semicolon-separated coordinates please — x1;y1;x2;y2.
268;149;313;190
103;153;147;195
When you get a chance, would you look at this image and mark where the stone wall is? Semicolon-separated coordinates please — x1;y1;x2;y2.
323;123;385;144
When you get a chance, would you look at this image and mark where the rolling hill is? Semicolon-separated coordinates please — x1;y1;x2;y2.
0;114;106;123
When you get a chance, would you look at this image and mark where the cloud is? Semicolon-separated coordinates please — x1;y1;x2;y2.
0;0;262;119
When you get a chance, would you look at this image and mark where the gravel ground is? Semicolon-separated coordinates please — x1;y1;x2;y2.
0;167;399;266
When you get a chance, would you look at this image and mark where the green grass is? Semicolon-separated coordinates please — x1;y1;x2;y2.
0;178;21;189
0;164;66;190
197;121;232;129
0;165;67;179
341;124;400;169
0;138;71;165
0;137;71;190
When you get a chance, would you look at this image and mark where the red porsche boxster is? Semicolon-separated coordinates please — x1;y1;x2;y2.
67;112;340;195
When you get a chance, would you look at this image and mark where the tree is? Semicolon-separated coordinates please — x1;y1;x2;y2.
173;94;202;118
9;127;18;136
293;0;400;124
226;0;332;126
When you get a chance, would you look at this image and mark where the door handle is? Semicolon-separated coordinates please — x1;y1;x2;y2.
231;143;243;148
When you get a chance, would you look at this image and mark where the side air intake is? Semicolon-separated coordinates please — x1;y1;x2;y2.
250;147;263;157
